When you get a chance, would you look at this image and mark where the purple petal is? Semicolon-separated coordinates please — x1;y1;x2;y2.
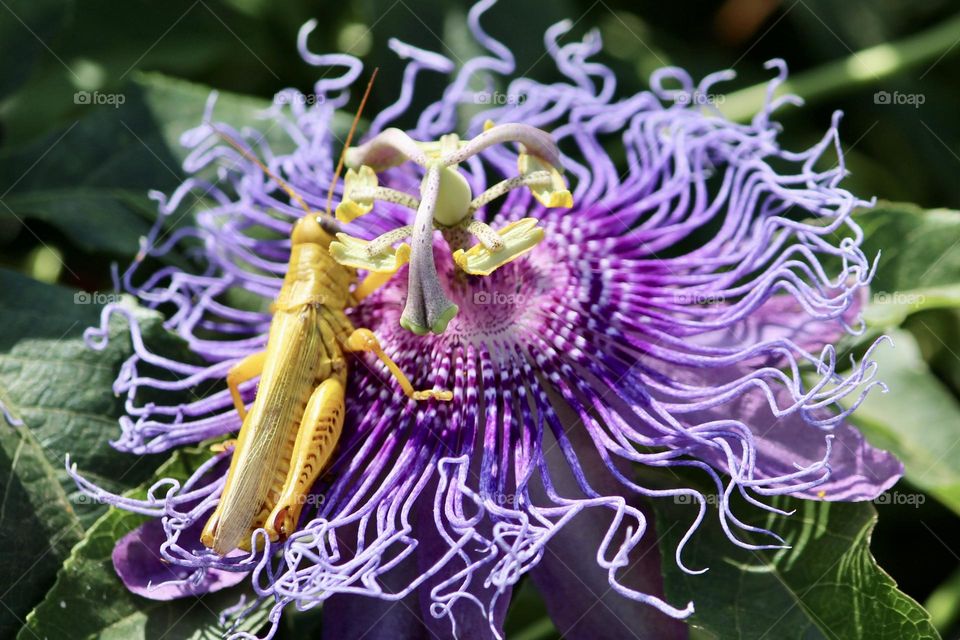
113;517;248;600
321;591;429;640
527;411;688;640
686;379;902;501
415;483;512;639
529;505;689;640
320;519;431;640
694;289;868;368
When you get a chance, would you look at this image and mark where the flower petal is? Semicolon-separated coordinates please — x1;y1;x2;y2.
321;592;429;640
113;517;247;600
684;377;903;501
693;290;867;367
528;423;688;640
529;506;689;640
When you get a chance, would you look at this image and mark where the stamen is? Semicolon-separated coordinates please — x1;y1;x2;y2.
517;153;573;208
335;165;379;222
329;122;573;334
453;218;544;276
336;166;420;222
329;233;411;273
468;171;553;214
464;219;505;252
366;225;414;256
356;187;420;210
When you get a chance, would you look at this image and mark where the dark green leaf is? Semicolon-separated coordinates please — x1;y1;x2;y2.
0;0;71;100
21;446;269;640
844;329;960;517
655;496;939;639
0;73;281;260
0;268;195;526
856;202;960;327
0;397;84;638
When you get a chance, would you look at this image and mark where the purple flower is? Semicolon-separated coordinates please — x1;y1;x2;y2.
69;2;902;638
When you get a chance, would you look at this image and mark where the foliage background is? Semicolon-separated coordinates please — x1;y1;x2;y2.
2;0;960;638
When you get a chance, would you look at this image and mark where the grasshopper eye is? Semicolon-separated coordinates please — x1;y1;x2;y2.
291;215;329;246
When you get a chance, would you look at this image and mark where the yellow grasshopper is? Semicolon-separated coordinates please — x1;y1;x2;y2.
201;72;451;555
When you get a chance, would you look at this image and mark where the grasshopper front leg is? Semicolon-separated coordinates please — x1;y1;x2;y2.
345;328;452;401
226;350;266;419
266;375;346;540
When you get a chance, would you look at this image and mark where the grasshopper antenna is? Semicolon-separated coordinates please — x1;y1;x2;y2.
325;67;379;216
207;122;343;233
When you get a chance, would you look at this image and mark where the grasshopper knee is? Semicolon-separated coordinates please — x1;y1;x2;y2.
267;502;300;542
346;327;378;351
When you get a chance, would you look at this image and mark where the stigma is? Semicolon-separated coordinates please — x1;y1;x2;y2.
329;121;573;334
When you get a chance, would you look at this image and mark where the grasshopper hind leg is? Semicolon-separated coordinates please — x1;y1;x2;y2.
266;376;347;541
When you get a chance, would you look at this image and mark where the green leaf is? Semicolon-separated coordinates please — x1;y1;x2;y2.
655;496;939;639
925;566;960;634
856;202;960;327
21;446;270;640
504;580;559;640
0;398;84;638
0;0;71;100
1;69;361;262
1;189;161;257
844;329;960;516
0;268;196;526
0;73;284;260
133;72;283;165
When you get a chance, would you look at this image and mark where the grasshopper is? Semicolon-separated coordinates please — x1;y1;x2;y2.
201;72;451;555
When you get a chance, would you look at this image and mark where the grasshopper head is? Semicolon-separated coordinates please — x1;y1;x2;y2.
291;214;332;247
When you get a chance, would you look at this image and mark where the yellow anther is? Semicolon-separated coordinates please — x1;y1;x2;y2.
453;218;544;276
335;166;379;223
518;153;573;209
209;439;237;453
329;234;411;273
